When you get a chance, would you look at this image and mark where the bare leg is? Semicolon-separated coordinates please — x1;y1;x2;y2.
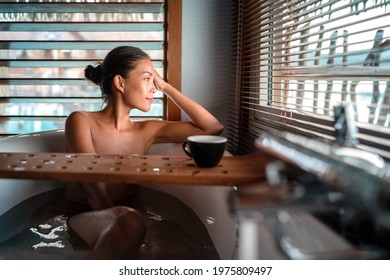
68;206;145;259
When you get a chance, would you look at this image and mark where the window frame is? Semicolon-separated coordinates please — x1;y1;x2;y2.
165;0;182;121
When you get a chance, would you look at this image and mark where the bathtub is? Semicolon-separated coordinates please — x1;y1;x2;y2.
0;130;237;259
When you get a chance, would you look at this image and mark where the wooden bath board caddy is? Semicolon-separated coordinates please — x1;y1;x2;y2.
0;152;273;186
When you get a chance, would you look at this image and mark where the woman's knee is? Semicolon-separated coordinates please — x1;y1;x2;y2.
109;206;145;237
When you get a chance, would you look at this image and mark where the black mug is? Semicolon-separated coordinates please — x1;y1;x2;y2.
182;135;227;168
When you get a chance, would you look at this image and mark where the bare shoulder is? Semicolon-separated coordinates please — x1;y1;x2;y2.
66;111;93;126
67;111;91;121
65;111;94;133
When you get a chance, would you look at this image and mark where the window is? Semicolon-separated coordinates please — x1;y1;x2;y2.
230;0;390;160
0;0;166;137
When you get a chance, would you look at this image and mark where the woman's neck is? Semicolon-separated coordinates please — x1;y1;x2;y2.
100;102;133;131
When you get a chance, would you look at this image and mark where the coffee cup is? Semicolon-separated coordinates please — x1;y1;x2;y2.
182;135;227;168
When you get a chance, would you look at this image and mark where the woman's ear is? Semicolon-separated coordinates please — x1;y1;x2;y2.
113;74;125;93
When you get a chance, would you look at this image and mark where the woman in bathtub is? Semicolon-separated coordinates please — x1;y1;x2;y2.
64;46;224;258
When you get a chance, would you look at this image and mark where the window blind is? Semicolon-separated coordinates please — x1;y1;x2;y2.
0;0;165;137
229;0;390;160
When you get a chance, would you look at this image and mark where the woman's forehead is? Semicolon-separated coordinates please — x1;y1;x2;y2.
133;59;154;73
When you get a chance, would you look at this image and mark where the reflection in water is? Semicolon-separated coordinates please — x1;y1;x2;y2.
32;241;65;250
30;215;68;249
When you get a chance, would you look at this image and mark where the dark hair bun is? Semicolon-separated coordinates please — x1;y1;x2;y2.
84;64;102;85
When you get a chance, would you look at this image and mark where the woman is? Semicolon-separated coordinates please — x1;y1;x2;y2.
64;46;224;258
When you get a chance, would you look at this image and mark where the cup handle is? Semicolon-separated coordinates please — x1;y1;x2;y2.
182;141;192;158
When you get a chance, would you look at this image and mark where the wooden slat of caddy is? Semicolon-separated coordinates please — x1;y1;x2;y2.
0;152;273;186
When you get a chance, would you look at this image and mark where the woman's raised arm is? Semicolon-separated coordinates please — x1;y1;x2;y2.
151;71;224;144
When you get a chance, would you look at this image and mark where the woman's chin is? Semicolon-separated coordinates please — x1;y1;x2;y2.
139;106;151;113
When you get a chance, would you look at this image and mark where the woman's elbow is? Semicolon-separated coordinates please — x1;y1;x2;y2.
210;121;224;135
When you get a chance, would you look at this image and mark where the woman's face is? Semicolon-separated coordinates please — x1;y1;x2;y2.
122;58;157;112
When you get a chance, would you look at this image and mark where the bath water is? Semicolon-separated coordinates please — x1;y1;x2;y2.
0;188;219;260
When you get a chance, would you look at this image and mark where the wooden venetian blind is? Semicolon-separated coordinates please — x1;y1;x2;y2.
229;0;390;160
0;0;165;137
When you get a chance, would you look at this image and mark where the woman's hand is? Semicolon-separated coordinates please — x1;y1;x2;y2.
153;69;168;92
148;68;224;144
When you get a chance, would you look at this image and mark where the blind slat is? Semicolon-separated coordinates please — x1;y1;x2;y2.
0;3;163;13
0;0;165;137
230;0;390;160
0;60;164;68
0;41;163;50
0;22;164;32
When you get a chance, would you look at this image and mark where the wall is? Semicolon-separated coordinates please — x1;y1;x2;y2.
181;0;236;137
